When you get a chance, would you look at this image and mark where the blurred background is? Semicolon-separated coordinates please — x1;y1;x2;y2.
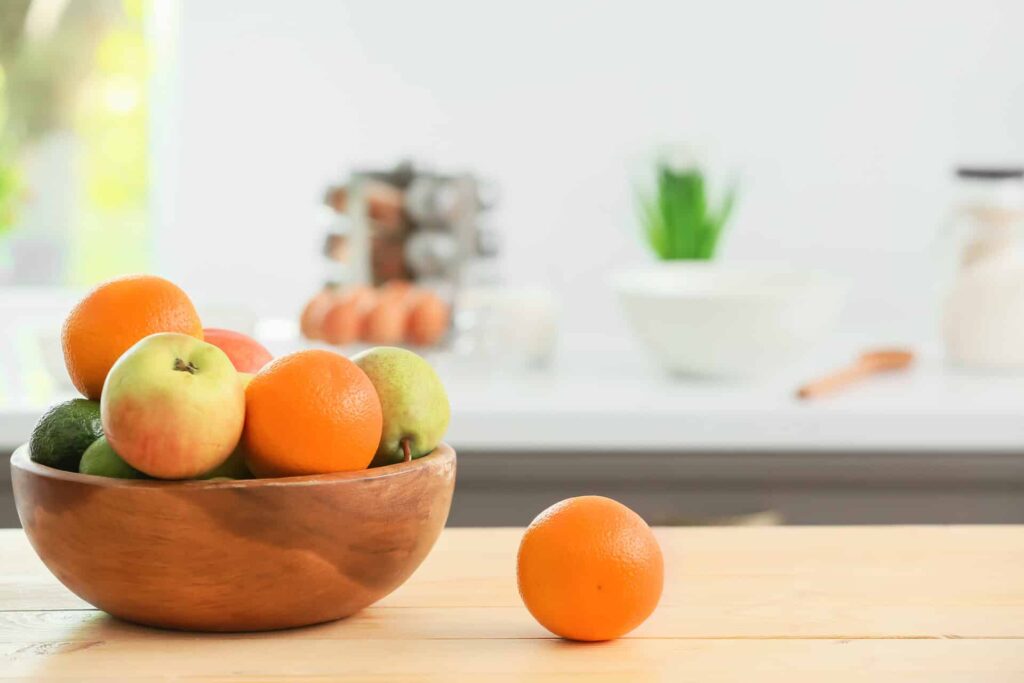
3;0;1024;526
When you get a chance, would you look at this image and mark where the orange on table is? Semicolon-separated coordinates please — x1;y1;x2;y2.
517;495;664;641
242;349;382;477
62;275;203;400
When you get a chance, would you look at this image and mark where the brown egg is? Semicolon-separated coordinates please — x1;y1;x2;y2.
321;287;376;346
362;297;409;344
379;279;414;301
299;288;338;340
406;291;450;347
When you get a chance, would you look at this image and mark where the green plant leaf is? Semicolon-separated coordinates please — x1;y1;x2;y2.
637;160;737;260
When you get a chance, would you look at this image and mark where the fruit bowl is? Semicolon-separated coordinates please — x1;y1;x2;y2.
10;443;456;632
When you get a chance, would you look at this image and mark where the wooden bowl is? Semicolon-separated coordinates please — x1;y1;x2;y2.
10;443;455;632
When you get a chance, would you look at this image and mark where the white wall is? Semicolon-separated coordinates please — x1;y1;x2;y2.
159;0;1024;345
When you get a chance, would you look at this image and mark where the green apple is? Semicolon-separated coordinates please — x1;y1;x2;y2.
101;332;245;479
79;436;145;479
352;346;450;467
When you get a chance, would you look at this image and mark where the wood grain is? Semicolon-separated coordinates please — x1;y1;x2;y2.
2;526;1023;680
8;444;456;631
2;636;1023;681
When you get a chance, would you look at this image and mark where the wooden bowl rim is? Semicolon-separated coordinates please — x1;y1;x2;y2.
10;442;455;490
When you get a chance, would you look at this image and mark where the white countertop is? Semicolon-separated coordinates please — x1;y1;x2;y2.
440;350;1024;452
4;337;1024;454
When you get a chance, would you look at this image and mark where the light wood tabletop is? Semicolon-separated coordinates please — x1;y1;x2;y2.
1;526;1023;681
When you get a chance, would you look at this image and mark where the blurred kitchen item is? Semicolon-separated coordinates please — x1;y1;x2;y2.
637;153;737;261
454;286;558;370
405;229;459;280
613;263;844;378
304;161;497;349
943;166;1024;369
332;161;495;289
796;349;914;400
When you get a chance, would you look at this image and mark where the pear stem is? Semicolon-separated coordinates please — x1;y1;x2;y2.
401;438;412;463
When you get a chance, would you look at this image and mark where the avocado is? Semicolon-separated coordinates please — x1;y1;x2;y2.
29;399;103;471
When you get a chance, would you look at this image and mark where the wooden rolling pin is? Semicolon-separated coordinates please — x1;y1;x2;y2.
796;349;914;400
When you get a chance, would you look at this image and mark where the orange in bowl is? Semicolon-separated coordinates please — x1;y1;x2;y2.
62;275;203;400
517;496;664;641
242;349;383;477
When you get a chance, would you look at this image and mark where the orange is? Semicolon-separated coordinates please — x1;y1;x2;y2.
62;275;203;400
517;496;664;641
242;349;382;476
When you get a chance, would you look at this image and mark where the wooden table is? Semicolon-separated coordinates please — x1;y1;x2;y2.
2;526;1022;681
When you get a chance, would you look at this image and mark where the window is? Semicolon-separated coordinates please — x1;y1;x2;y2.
0;0;155;286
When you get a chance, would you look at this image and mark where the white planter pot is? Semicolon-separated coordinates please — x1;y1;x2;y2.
613;262;845;378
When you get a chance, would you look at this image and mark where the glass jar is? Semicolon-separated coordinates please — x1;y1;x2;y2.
943;166;1024;369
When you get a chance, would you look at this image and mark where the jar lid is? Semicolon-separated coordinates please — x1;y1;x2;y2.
956;166;1024;180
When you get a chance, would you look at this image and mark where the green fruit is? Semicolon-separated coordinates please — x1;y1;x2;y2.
199;447;251;479
29;399;103;471
352;346;450;467
79;437;146;479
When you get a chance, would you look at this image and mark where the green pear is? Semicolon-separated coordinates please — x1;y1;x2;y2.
352;346;450;467
79;437;146;479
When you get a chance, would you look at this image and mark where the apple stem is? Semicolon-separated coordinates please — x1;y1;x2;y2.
173;358;198;375
401;438;412;463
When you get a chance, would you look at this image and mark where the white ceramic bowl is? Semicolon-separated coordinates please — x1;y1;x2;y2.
613;263;845;378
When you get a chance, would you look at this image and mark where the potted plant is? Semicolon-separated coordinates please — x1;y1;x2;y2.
614;155;843;378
